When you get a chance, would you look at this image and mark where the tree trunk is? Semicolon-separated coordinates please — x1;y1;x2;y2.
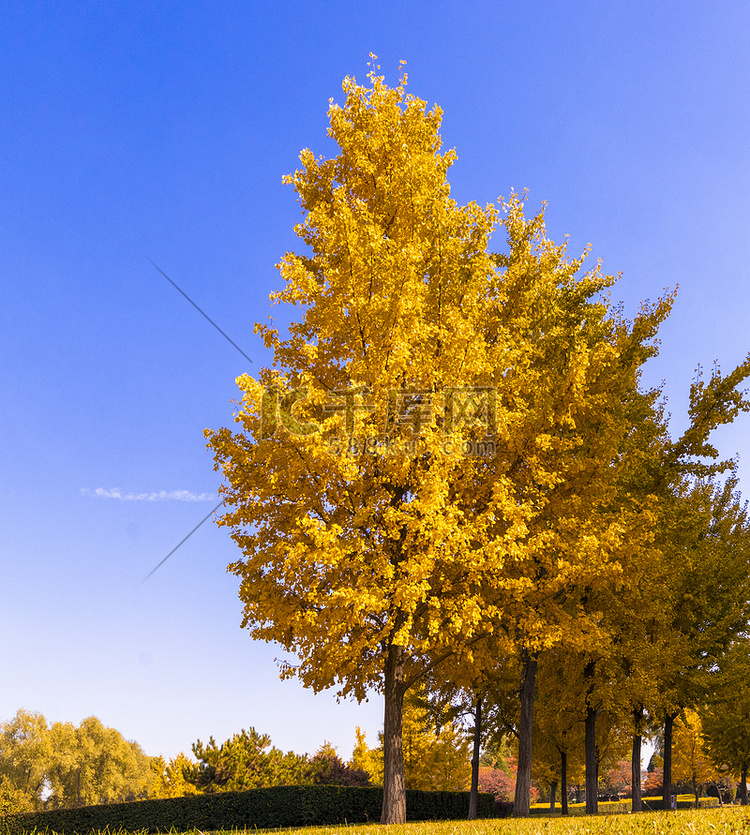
381;645;406;825
631;706;644;813
692;771;699;808
741;765;748;805
468;695;482;820
549;780;558;811
561;750;569;815
585;704;598;815
662;713;675;812
513;652;538;818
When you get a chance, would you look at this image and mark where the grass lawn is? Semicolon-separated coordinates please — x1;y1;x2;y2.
195;805;749;835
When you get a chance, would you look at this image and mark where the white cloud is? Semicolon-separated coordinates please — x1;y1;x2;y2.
81;487;217;502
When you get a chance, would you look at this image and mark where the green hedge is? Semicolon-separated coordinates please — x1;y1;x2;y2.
531;800;632;816
642;795;719;811
529;796;720;816
0;786;495;834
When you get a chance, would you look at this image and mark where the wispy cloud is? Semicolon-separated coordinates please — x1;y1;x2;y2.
81;487;217;502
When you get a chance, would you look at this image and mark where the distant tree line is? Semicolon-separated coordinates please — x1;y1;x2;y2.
0;695;476;814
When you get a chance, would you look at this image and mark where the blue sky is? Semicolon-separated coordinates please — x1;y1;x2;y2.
2;1;749;764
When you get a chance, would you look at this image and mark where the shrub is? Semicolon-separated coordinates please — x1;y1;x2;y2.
642;795;719;811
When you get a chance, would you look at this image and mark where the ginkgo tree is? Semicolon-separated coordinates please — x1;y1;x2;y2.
208;66;509;823
702;637;750;805
206;64;737;823
645;474;750;810
672;709;717;807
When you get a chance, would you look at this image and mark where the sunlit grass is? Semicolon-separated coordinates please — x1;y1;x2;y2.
7;804;745;835
197;805;749;835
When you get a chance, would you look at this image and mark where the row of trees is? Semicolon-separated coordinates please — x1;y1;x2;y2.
205;62;750;823
10;66;745;826
646;709;737;806
469;475;750;815
4;684;748;816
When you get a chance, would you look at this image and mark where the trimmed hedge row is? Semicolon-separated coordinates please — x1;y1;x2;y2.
1;786;495;834
530;800;632;816
529;796;720;816
642;796;719;811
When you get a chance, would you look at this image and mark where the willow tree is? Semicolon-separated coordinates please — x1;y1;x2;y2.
0;710;51;810
207;67;674;823
0;711;153;810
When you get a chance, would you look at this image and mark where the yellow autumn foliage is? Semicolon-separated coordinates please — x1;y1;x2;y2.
206;67;679;823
